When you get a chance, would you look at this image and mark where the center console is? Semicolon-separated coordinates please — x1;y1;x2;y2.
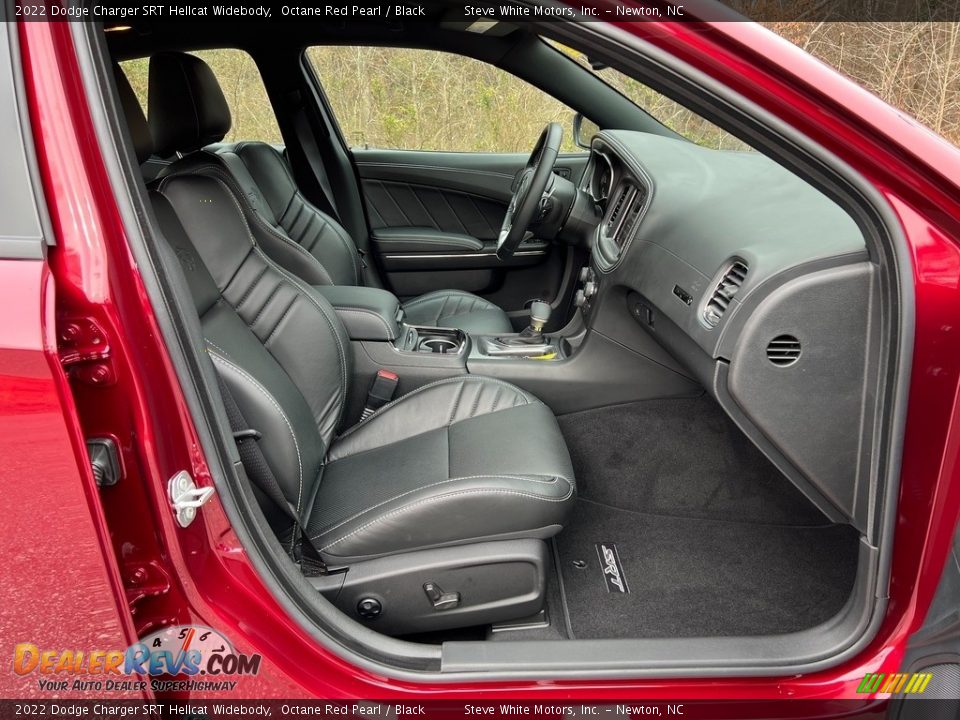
316;273;694;421
395;325;468;356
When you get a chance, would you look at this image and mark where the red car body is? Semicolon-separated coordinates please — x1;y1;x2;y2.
4;16;960;701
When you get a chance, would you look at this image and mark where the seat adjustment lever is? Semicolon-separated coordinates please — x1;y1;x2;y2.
423;582;460;611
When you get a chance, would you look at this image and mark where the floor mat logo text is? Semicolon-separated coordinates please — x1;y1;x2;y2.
595;542;630;593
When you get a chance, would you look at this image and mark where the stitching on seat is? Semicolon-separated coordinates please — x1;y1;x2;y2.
240;140;362;285
208;348;304;513
436;307;503;323
235;265;269;310
186;163;338;286
253;248;349;416
438;293;451;324
263;296;300;346
197;175;349;419
468;384;484;418
251;281;283;326
310;473;568;538
292;190;361;284
448;381;465;426
319;486;576;551
204;339;234;361
334;375;534;442
401;289;496;311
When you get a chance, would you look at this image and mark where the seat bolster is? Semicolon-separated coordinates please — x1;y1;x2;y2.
160;151;339;287
328;375;535;462
313;475;574;562
401;290;513;334
226;142;362;286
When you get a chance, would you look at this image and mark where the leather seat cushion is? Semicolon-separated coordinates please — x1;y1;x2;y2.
401;290;513;335
307;376;575;561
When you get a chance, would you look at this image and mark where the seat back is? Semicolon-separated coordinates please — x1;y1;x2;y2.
116;62;350;530
148;52;363;288
150;174;352;528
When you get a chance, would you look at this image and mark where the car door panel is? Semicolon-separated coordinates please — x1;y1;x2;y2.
362;177;507;239
353;148;587;310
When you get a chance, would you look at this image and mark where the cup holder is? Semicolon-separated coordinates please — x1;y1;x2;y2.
419;338;459;354
409;327;466;355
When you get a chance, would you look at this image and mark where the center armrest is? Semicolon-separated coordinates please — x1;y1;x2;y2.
314;286;402;342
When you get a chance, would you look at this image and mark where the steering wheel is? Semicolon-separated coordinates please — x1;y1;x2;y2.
497;122;563;261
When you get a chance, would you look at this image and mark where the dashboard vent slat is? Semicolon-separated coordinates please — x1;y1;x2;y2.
607;188;629;229
767;335;802;366
702;260;748;328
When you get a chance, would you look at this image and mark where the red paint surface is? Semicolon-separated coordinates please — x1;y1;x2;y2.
7;18;960;700
0;261;133;698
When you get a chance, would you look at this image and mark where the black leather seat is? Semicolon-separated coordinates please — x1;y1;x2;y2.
116;67;575;566
146;52;514;335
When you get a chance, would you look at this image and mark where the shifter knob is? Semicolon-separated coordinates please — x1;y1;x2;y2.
529;301;552;333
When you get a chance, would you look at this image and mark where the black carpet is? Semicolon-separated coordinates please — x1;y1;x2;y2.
555;500;859;638
557;397;829;526
553;398;861;639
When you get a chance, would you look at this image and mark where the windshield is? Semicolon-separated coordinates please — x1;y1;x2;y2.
545;39;753;151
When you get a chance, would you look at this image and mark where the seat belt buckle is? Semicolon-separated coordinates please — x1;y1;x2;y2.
361;369;398;421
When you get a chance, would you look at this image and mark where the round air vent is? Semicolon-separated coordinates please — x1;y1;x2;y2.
767;335;801;366
702;260;748;328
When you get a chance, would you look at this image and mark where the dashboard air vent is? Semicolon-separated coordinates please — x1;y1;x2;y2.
607;186;631;231
702;260;748;328
614;187;646;248
767;335;802;366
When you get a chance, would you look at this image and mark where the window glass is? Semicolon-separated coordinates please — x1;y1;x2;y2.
121;49;283;146
545;40;753;151
120;57;149;114
305;46;582;152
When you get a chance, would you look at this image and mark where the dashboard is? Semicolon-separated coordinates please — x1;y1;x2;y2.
581;130;867;359
577;130;877;529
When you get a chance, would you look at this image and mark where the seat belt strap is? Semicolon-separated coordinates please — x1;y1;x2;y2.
289;97;340;222
214;371;328;577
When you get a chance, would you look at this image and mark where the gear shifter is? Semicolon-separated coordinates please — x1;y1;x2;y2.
481;300;556;356
512;300;552;345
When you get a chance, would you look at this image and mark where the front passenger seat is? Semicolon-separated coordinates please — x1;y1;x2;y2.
147;51;514;335
116;67;575;633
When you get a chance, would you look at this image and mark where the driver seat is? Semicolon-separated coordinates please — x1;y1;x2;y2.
147;52;513;335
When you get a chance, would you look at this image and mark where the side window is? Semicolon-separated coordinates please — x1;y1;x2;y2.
120;49;283;146
305;46;581;152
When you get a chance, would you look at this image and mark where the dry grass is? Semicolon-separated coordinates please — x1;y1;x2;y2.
306;46;581;152
769;22;960;146
121;25;960;153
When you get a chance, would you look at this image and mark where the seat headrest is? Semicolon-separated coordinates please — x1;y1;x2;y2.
148;52;231;157
113;65;153;164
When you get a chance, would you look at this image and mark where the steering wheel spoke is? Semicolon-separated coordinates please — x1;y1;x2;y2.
497;122;563;261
